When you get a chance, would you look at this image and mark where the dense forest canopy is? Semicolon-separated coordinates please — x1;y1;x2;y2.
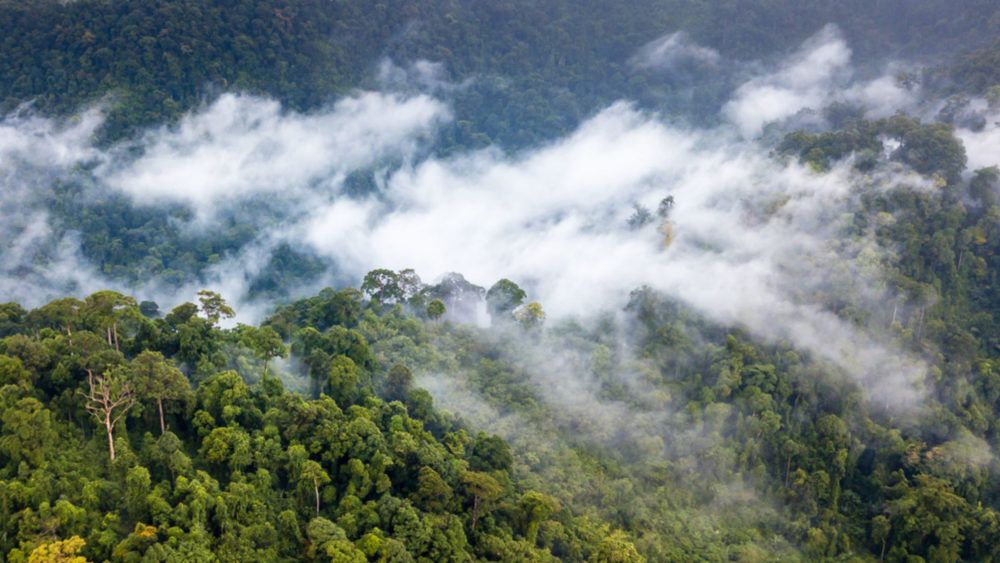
2;0;1000;561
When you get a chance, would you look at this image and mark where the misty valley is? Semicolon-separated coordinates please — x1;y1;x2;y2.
1;1;1000;561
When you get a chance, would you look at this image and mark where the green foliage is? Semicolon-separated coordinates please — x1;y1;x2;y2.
486;279;527;320
0;289;611;561
197;290;234;326
3;0;998;146
778;115;967;181
2;3;1000;560
426;299;447;322
514;302;547;329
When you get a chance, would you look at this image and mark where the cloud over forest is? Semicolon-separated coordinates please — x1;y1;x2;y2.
3;26;992;410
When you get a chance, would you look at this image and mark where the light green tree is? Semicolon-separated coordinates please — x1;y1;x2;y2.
128;351;192;434
301;460;331;516
197;290;234;326
240;325;286;376
514;302;546;329
461;471;502;530
426;299;446;321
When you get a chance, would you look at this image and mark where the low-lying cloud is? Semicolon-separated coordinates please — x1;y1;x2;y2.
0;109;110;302
957;107;1000;172
101;92;449;218
1;28;978;410
724;25;918;137
630;31;721;70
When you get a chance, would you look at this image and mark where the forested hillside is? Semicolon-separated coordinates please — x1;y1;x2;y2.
2;0;1000;561
0;289;644;561
3;0;999;143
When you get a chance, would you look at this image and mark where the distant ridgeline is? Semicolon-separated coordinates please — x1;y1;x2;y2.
2;0;999;144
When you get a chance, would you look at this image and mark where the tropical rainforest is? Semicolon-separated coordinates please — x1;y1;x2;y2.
1;0;1000;561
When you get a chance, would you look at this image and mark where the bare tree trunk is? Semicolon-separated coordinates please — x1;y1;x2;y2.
105;412;116;461
158;398;165;435
471;496;481;530
314;481;321;516
784;455;793;488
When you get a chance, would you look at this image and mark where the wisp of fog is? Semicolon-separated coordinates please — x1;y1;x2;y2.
3;26;996;415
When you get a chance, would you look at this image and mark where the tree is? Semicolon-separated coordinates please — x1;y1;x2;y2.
128;351;192;434
425;273;486;320
199;426;252;471
591;530;644;563
292;327;331;398
486;279;527;319
324;326;374;369
414;466;454;513
306;518;364;561
397;268;425;302
518;491;560;545
139;301;161;318
196;370;254;425
469;432;513;472
884;474;973;561
513;302;546;329
305;349;332;399
657;195;675;218
81;368;136;460
301;460;330;516
0;397;57;467
386;363;413;402
627;203;653;229
83;291;139;352
361;269;403;305
969;166;999;208
872;515;891;560
197;290;234;326
1;335;51;383
327;355;361;405
461;471;502;530
0;302;26;338
30;297;82;342
0;354;32;387
241;325;286;376
28;536;88;563
165;302;199;326
125;466;151;521
426;299;447;321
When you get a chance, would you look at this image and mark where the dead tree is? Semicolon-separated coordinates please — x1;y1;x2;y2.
81;369;136;461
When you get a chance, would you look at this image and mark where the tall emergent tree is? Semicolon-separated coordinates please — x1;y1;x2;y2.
301;460;330;516
128;351;192;434
461;471;502;530
81;368;136;460
197;290;235;326
241;325;287;377
485;279;527;320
